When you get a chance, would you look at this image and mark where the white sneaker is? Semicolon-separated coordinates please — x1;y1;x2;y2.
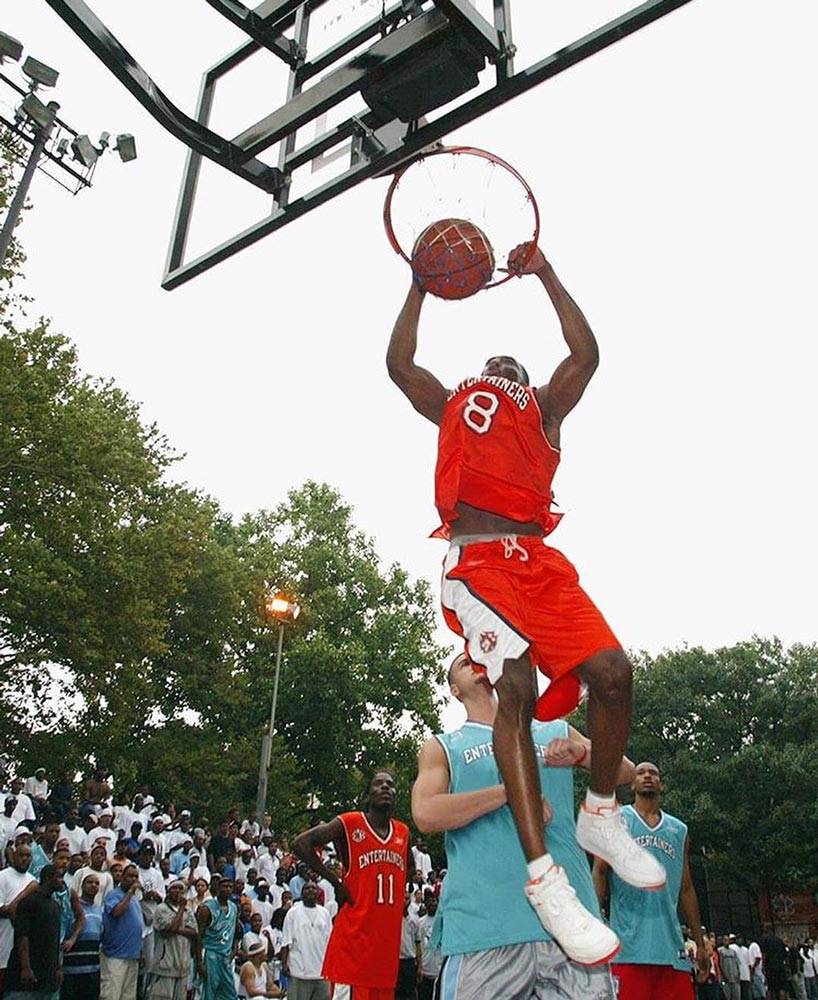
525;863;620;966
576;803;667;889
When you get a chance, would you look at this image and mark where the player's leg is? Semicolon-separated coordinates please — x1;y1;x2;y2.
534;940;615;1000
573;648;666;889
493;655;546;862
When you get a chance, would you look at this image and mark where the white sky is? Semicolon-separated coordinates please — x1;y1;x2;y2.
5;1;817;732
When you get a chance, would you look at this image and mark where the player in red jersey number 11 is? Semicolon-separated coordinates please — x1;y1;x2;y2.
386;243;667;967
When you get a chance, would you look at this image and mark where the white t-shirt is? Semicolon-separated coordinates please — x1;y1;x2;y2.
72;866;114;907
803;947;817;979
748;941;763;972
256;851;278;884
58;823;87;856
2;794;35;826
400;913;421;959
418;913;443;978
251;897;275;927
140;831;167;860
238;960;271;999
0;816;18;857
0;867;36;968
411;846;432;879
281;903;332;979
23;777;48;800
85;826;117;858
731;943;751;981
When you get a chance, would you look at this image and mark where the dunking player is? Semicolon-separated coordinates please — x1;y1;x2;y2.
412;652;634;999
292;771;409;1000
387;244;665;964
593;762;709;999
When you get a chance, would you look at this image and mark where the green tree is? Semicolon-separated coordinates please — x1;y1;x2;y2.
621;639;818;892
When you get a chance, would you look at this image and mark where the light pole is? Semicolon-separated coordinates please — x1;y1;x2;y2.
256;593;300;818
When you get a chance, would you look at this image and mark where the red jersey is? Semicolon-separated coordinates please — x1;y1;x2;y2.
321;812;409;988
434;375;562;538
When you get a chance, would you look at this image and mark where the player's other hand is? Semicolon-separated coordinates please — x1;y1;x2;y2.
335;882;354;909
507;242;547;276
544;736;586;768
696;951;710;982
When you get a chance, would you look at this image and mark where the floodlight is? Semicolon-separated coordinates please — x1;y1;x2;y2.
0;32;23;64
98;131;110;149
22;56;59;90
114;134;137;163
71;134;98;168
19;92;57;131
264;594;300;622
55;137;69;158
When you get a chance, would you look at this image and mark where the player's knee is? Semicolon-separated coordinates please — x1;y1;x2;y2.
581;648;632;704
494;657;535;716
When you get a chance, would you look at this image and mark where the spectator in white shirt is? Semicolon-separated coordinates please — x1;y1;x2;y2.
251;879;276;927
418;895;442;1000
411;840;432;880
85;806;117;858
136;841;165;968
398;901;422;1000
2;780;35;829
22;769;49;815
730;934;752;1000
141;816;168;860
0;842;37;983
239;938;282;998
800;939;817;1000
0;798;19;862
71;844;113;907
280;883;332;1000
58;807;86;857
241;812;261;841
236;847;256;882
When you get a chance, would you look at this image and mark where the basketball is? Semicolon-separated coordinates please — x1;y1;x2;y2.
411;218;495;300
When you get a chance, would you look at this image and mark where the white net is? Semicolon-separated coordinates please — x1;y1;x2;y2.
385;147;539;289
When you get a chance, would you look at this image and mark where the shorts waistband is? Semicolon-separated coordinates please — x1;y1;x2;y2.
450;532;543;547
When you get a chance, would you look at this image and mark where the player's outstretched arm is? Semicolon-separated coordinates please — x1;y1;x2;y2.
386;283;448;425
411;738;507;833
508;244;599;444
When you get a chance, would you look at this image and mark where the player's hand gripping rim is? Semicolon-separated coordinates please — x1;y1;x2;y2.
501;242;548;277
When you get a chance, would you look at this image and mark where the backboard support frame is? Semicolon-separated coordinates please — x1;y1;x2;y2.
45;0;696;290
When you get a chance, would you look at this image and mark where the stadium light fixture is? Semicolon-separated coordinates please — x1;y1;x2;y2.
21;55;59;90
114;133;137;163
19;92;57;131
55;137;69;158
264;593;301;622
0;32;23;64
70;134;98;168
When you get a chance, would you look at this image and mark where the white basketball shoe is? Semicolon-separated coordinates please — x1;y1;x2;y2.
576;801;667;889
525;860;620;966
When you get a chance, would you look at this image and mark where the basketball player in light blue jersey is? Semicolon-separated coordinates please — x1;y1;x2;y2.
593;762;709;1000
411;653;635;1000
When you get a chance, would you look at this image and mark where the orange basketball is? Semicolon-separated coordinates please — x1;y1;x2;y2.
411;218;495;300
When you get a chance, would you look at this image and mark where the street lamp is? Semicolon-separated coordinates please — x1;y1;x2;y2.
256;592;301;817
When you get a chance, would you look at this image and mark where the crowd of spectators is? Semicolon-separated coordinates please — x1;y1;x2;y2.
0;767;448;1000
681;924;818;1000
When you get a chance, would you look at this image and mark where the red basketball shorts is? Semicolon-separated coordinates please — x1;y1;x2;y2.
611;963;695;1000
441;535;620;720
330;986;394;1000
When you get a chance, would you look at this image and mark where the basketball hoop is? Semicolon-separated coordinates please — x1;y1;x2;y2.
383;146;540;299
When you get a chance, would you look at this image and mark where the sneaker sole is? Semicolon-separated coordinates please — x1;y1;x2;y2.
572;941;622;967
580;846;667;891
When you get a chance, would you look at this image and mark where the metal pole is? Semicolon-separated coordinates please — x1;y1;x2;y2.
256;621;285;816
0;101;59;268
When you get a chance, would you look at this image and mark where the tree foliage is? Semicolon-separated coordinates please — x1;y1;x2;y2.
620;639;818;891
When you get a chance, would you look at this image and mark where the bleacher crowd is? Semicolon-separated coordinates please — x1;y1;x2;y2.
0;766;446;1000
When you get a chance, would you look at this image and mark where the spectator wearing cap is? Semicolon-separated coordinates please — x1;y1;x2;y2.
100;863;144;1000
250;879;275;927
62;870;104;1000
719;934;741;1000
145;878;197;1000
22;768;49;821
86;807;118;859
73;845;114;908
136;842;165;969
239;937;282;998
122;821;143;859
164;812;193;855
4;863;64;1000
59;806;87;857
2;780;35;830
141;816;168;861
0;842;37;992
236;847;256;883
169;837;195;876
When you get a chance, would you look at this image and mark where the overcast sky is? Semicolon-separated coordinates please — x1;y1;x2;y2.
5;1;817;731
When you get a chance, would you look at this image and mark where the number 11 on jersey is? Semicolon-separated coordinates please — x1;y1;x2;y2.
376;872;395;905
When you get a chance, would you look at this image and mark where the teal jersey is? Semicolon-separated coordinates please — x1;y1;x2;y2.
202;898;237;955
435;720;601;956
609;805;691;971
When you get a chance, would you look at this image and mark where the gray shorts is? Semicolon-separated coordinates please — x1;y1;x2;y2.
434;941;615;1000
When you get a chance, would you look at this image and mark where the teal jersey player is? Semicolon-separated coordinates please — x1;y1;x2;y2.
412;654;635;1000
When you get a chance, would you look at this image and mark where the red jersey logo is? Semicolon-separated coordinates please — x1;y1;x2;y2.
480;631;498;653
351;828;365;843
